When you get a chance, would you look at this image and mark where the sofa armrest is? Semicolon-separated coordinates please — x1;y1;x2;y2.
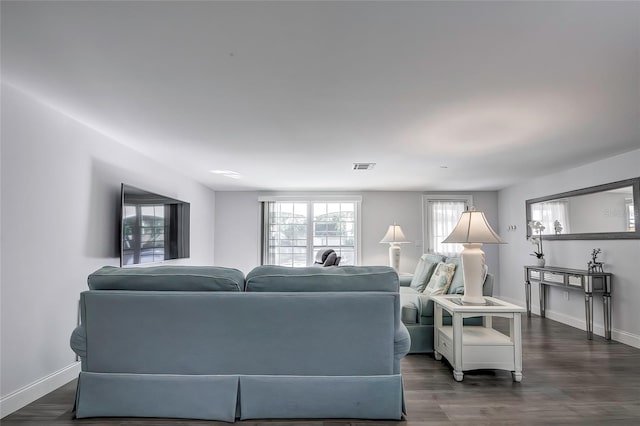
398;274;413;287
393;323;411;374
70;325;86;358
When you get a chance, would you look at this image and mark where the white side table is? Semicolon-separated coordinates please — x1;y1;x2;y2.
432;295;526;382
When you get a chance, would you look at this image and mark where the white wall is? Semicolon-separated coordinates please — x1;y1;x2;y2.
214;191;500;280
498;149;640;347
213;191;261;273
0;84;216;415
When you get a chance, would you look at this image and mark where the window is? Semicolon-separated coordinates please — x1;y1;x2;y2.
626;198;635;232
122;204;166;265
530;199;570;234
261;198;360;267
423;195;472;255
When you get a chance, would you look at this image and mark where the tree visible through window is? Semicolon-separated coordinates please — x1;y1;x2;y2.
262;200;358;266
122;204;166;265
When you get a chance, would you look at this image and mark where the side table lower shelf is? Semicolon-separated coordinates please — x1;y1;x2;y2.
435;326;520;381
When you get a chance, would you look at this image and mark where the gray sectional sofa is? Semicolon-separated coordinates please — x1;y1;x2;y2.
70;265;411;422
399;254;494;353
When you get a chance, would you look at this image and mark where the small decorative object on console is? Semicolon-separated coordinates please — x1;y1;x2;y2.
588;248;604;273
553;220;563;235
528;220;545;266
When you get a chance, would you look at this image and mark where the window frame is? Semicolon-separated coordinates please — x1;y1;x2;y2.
122;203;167;265
259;195;362;266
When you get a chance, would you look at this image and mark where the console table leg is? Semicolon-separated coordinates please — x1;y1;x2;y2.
604;294;612;340
539;284;546;318
585;293;594;340
525;280;531;317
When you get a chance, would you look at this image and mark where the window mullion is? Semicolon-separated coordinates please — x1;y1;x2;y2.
307;202;314;266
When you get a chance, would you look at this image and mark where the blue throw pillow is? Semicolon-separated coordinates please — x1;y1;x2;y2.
409;254;443;292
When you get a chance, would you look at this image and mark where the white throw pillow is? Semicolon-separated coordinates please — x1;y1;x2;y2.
424;262;457;295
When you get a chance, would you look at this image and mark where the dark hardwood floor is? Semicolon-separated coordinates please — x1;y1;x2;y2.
3;315;640;425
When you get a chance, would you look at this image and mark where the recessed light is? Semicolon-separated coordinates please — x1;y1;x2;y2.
209;170;242;179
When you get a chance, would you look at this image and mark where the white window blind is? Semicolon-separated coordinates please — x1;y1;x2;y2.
423;195;472;255
530;200;570;235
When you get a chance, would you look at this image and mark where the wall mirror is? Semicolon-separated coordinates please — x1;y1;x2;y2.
526;177;639;240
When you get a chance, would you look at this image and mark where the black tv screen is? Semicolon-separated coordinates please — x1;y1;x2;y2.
120;184;190;266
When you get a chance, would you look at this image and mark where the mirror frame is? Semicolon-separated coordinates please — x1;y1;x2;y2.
525;177;640;240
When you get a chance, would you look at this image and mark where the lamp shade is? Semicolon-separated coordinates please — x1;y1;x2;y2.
380;224;410;244
441;210;505;244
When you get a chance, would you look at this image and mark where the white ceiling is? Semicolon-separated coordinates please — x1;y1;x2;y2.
2;1;639;191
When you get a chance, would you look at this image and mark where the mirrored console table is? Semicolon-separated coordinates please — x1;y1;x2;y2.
524;266;612;340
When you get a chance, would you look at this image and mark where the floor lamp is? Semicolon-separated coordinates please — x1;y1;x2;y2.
442;210;505;303
380;224;410;272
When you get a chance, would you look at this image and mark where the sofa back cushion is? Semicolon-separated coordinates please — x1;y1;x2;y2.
88;265;245;292
409;254;444;292
245;265;398;292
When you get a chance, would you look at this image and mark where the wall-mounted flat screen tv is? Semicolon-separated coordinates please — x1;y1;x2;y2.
120;184;190;266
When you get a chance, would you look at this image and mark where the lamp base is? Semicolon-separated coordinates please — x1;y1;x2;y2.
388;244;401;272
460;243;486;304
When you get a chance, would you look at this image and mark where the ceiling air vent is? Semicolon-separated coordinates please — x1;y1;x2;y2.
353;162;376;171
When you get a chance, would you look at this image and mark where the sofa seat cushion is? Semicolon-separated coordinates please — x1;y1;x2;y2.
88;266;245;291
245;266;398;292
400;287;436;325
399;287;419;325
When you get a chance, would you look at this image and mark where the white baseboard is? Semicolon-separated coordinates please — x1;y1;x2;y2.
498;295;640;349
0;362;80;419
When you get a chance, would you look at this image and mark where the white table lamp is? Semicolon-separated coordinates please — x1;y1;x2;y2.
380;224;410;272
442;210;505;303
